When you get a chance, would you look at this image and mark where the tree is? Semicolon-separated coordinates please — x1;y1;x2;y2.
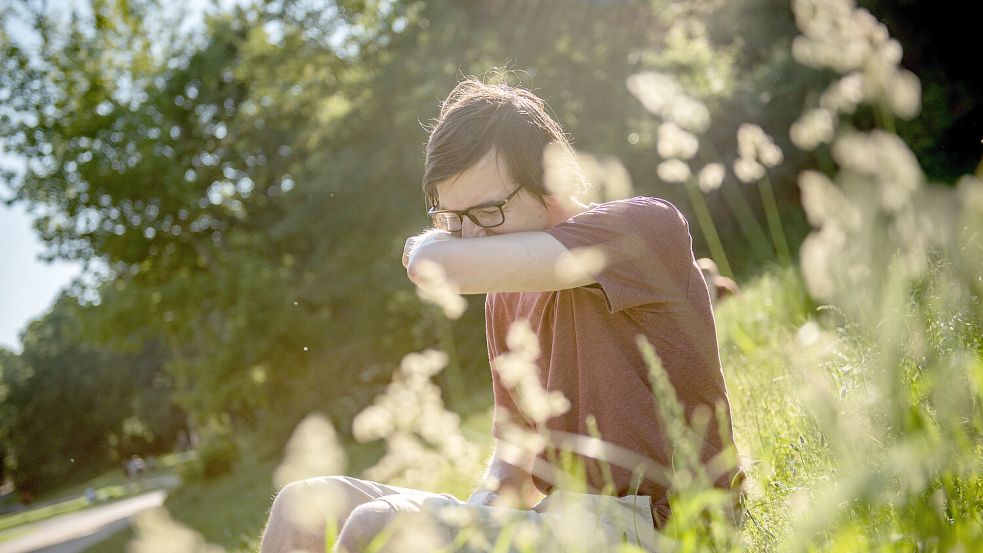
2;0;974;450
0;294;179;492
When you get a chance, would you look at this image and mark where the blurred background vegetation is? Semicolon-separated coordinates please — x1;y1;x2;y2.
0;0;979;549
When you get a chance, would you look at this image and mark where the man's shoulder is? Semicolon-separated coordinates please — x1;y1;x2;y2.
586;195;676;213
580;196;686;228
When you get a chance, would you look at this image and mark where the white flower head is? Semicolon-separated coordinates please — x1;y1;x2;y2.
545;144;633;203
820;73;865;115
399;348;449;379
494;320;570;424
737;123;783;168
354;347;482;489
697;163;726;193
791;108;836;151
554;246;608;285
274;413;347;488
352;404;393;443
411;259;467;319
658;122;699;160
736;124;765;160
733;157;765;183
884;69;921;120
627;72;681;118
505;319;540;360
627;71;710;132
799;170;853;228
831;130;923;212
657;159;692;183
543;143;589;199
668;96;711;134
791;0;922;121
759;144;784;168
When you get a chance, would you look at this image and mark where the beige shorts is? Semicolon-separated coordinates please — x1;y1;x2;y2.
336;477;659;552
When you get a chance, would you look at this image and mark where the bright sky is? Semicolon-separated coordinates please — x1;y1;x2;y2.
0;196;82;352
0;0;241;353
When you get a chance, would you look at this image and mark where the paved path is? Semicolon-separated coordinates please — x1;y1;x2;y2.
0;486;171;553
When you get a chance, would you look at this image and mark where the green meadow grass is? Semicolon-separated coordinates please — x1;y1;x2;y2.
88;449;278;552
91;265;982;551
0;496;93;537
89;411;494;552
715;266;826;551
93;267;802;551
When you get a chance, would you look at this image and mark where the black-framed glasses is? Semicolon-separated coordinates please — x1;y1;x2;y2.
427;185;524;232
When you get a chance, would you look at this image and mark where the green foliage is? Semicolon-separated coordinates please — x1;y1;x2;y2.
89;449;278;553
0;294;183;493
5;0;758;449
198;435;238;481
1;0;980;548
179;420;239;483
858;0;982;181
3;0;973;438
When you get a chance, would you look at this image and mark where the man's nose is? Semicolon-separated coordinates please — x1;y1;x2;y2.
461;218;489;238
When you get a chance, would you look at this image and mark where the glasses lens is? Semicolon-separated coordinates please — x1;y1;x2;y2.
470;207;505;228
430;212;462;231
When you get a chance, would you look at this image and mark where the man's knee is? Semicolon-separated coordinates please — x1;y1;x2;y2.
263;476;364;551
338;497;460;553
337;500;399;552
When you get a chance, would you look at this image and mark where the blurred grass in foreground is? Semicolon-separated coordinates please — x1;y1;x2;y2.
90;411;495;552
104;258;980;551
90;0;983;548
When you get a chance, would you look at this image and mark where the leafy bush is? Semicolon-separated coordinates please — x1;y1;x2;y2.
178;424;239;484
199;432;238;481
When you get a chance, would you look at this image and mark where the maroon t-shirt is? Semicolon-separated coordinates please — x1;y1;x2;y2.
485;196;741;525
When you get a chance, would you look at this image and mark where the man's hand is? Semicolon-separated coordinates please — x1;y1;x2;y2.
402;229;458;269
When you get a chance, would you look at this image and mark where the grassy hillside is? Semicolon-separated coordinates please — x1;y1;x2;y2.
92;264;981;551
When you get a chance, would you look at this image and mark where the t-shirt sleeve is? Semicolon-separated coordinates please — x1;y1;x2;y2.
544;197;693;313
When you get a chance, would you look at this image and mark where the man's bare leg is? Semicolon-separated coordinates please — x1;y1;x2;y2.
334;496;455;553
260;476;373;553
260;476;463;552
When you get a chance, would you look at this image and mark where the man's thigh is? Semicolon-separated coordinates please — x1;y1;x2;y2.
268;476;455;531
326;476;460;505
375;491;658;553
263;476;459;553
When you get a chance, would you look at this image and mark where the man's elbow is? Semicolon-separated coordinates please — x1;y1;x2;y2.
405;251;435;286
406;250;456;290
405;257;421;285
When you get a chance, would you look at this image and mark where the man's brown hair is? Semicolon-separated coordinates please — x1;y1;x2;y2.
422;76;576;210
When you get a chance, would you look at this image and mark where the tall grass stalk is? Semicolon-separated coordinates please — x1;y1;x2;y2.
756;174;792;266
121;1;983;550
721;183;774;261
697;140;774;262
684;177;734;278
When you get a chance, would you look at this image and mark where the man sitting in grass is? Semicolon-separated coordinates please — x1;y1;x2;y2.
260;76;744;552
